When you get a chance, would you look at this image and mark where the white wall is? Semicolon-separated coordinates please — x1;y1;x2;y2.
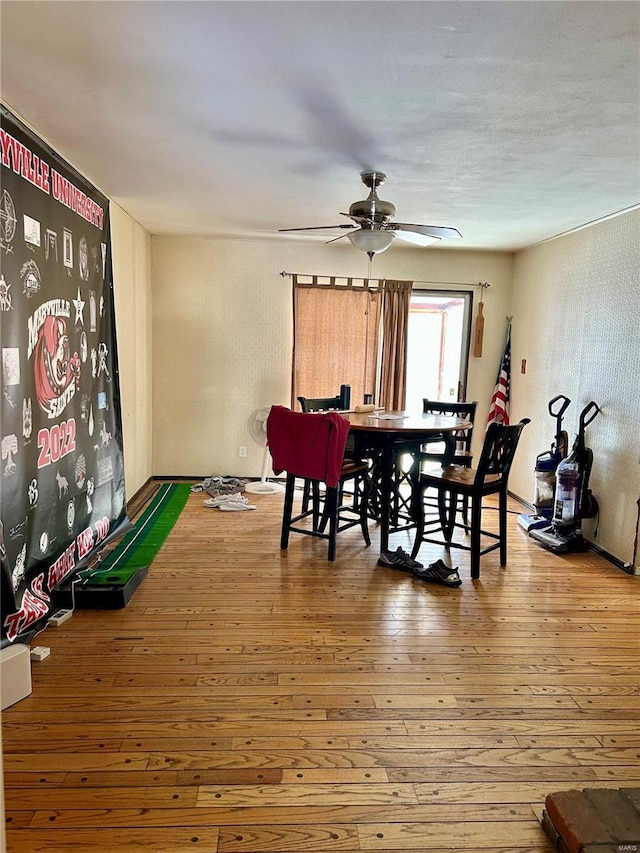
110;203;153;498
509;209;640;565
150;236;513;476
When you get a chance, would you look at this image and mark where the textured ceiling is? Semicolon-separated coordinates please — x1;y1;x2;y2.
1;1;638;251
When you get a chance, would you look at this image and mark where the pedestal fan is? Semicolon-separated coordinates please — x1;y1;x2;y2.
244;407;285;495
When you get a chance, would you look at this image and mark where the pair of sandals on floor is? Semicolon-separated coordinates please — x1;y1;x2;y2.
378;547;462;587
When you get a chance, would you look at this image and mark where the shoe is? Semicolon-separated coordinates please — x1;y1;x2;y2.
413;559;462;587
377;547;424;571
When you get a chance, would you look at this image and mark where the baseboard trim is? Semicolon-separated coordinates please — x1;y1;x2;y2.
127;477;154;504
508;490;635;575
509;491;535;512
589;541;637;575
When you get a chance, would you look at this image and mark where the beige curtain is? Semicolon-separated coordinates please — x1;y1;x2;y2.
292;278;381;408
378;279;412;411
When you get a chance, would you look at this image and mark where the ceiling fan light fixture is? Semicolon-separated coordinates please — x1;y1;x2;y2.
278;171;461;252
347;229;396;255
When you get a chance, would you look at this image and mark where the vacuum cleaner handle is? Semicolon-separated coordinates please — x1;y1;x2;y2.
549;395;571;458
579;401;600;430
548;395;571;419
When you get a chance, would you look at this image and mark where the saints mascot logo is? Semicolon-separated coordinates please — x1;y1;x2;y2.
33;315;80;417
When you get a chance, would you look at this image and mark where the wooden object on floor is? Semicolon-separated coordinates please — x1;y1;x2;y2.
542;787;640;852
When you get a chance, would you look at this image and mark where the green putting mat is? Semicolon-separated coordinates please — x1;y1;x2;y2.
97;483;191;573
74;483;191;606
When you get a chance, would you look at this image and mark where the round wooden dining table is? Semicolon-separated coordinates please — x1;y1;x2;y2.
344;411;472;553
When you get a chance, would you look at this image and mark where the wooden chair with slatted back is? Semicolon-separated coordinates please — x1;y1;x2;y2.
410;418;530;579
418;400;478;524
297;395;357;513
267;407;370;561
297;395;342;413
420;399;478;466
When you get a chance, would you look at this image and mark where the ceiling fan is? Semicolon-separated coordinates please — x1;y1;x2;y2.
279;171;462;258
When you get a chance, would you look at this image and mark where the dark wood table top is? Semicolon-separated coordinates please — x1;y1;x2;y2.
343;410;471;436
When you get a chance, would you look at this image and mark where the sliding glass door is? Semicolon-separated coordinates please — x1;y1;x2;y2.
405;290;473;412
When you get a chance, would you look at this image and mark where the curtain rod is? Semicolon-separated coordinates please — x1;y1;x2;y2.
280;271;490;289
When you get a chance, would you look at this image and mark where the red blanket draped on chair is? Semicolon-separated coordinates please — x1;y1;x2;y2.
266;405;350;488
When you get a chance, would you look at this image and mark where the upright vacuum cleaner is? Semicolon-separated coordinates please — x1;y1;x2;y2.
530;401;600;553
518;395;571;532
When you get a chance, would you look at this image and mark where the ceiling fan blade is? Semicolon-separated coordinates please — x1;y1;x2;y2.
278;224;356;232
393;230;441;247
391;222;463;240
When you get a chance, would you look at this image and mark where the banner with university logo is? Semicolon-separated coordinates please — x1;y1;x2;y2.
0;105;127;646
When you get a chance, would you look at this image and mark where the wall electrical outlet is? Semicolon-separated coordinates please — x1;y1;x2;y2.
239;446;247;458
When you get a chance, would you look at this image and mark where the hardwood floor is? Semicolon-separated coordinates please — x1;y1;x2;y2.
3;484;639;852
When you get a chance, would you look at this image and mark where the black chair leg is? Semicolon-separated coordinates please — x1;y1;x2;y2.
318;481;333;533
301;479;311;514
359;473;371;547
437;490;448;539
470;496;482;579
499;487;508;566
461;494;470;527
441;490;457;542
311;481;322;531
281;473;296;550
325;487;339;561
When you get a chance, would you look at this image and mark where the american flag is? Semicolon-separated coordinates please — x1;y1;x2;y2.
487;322;511;426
